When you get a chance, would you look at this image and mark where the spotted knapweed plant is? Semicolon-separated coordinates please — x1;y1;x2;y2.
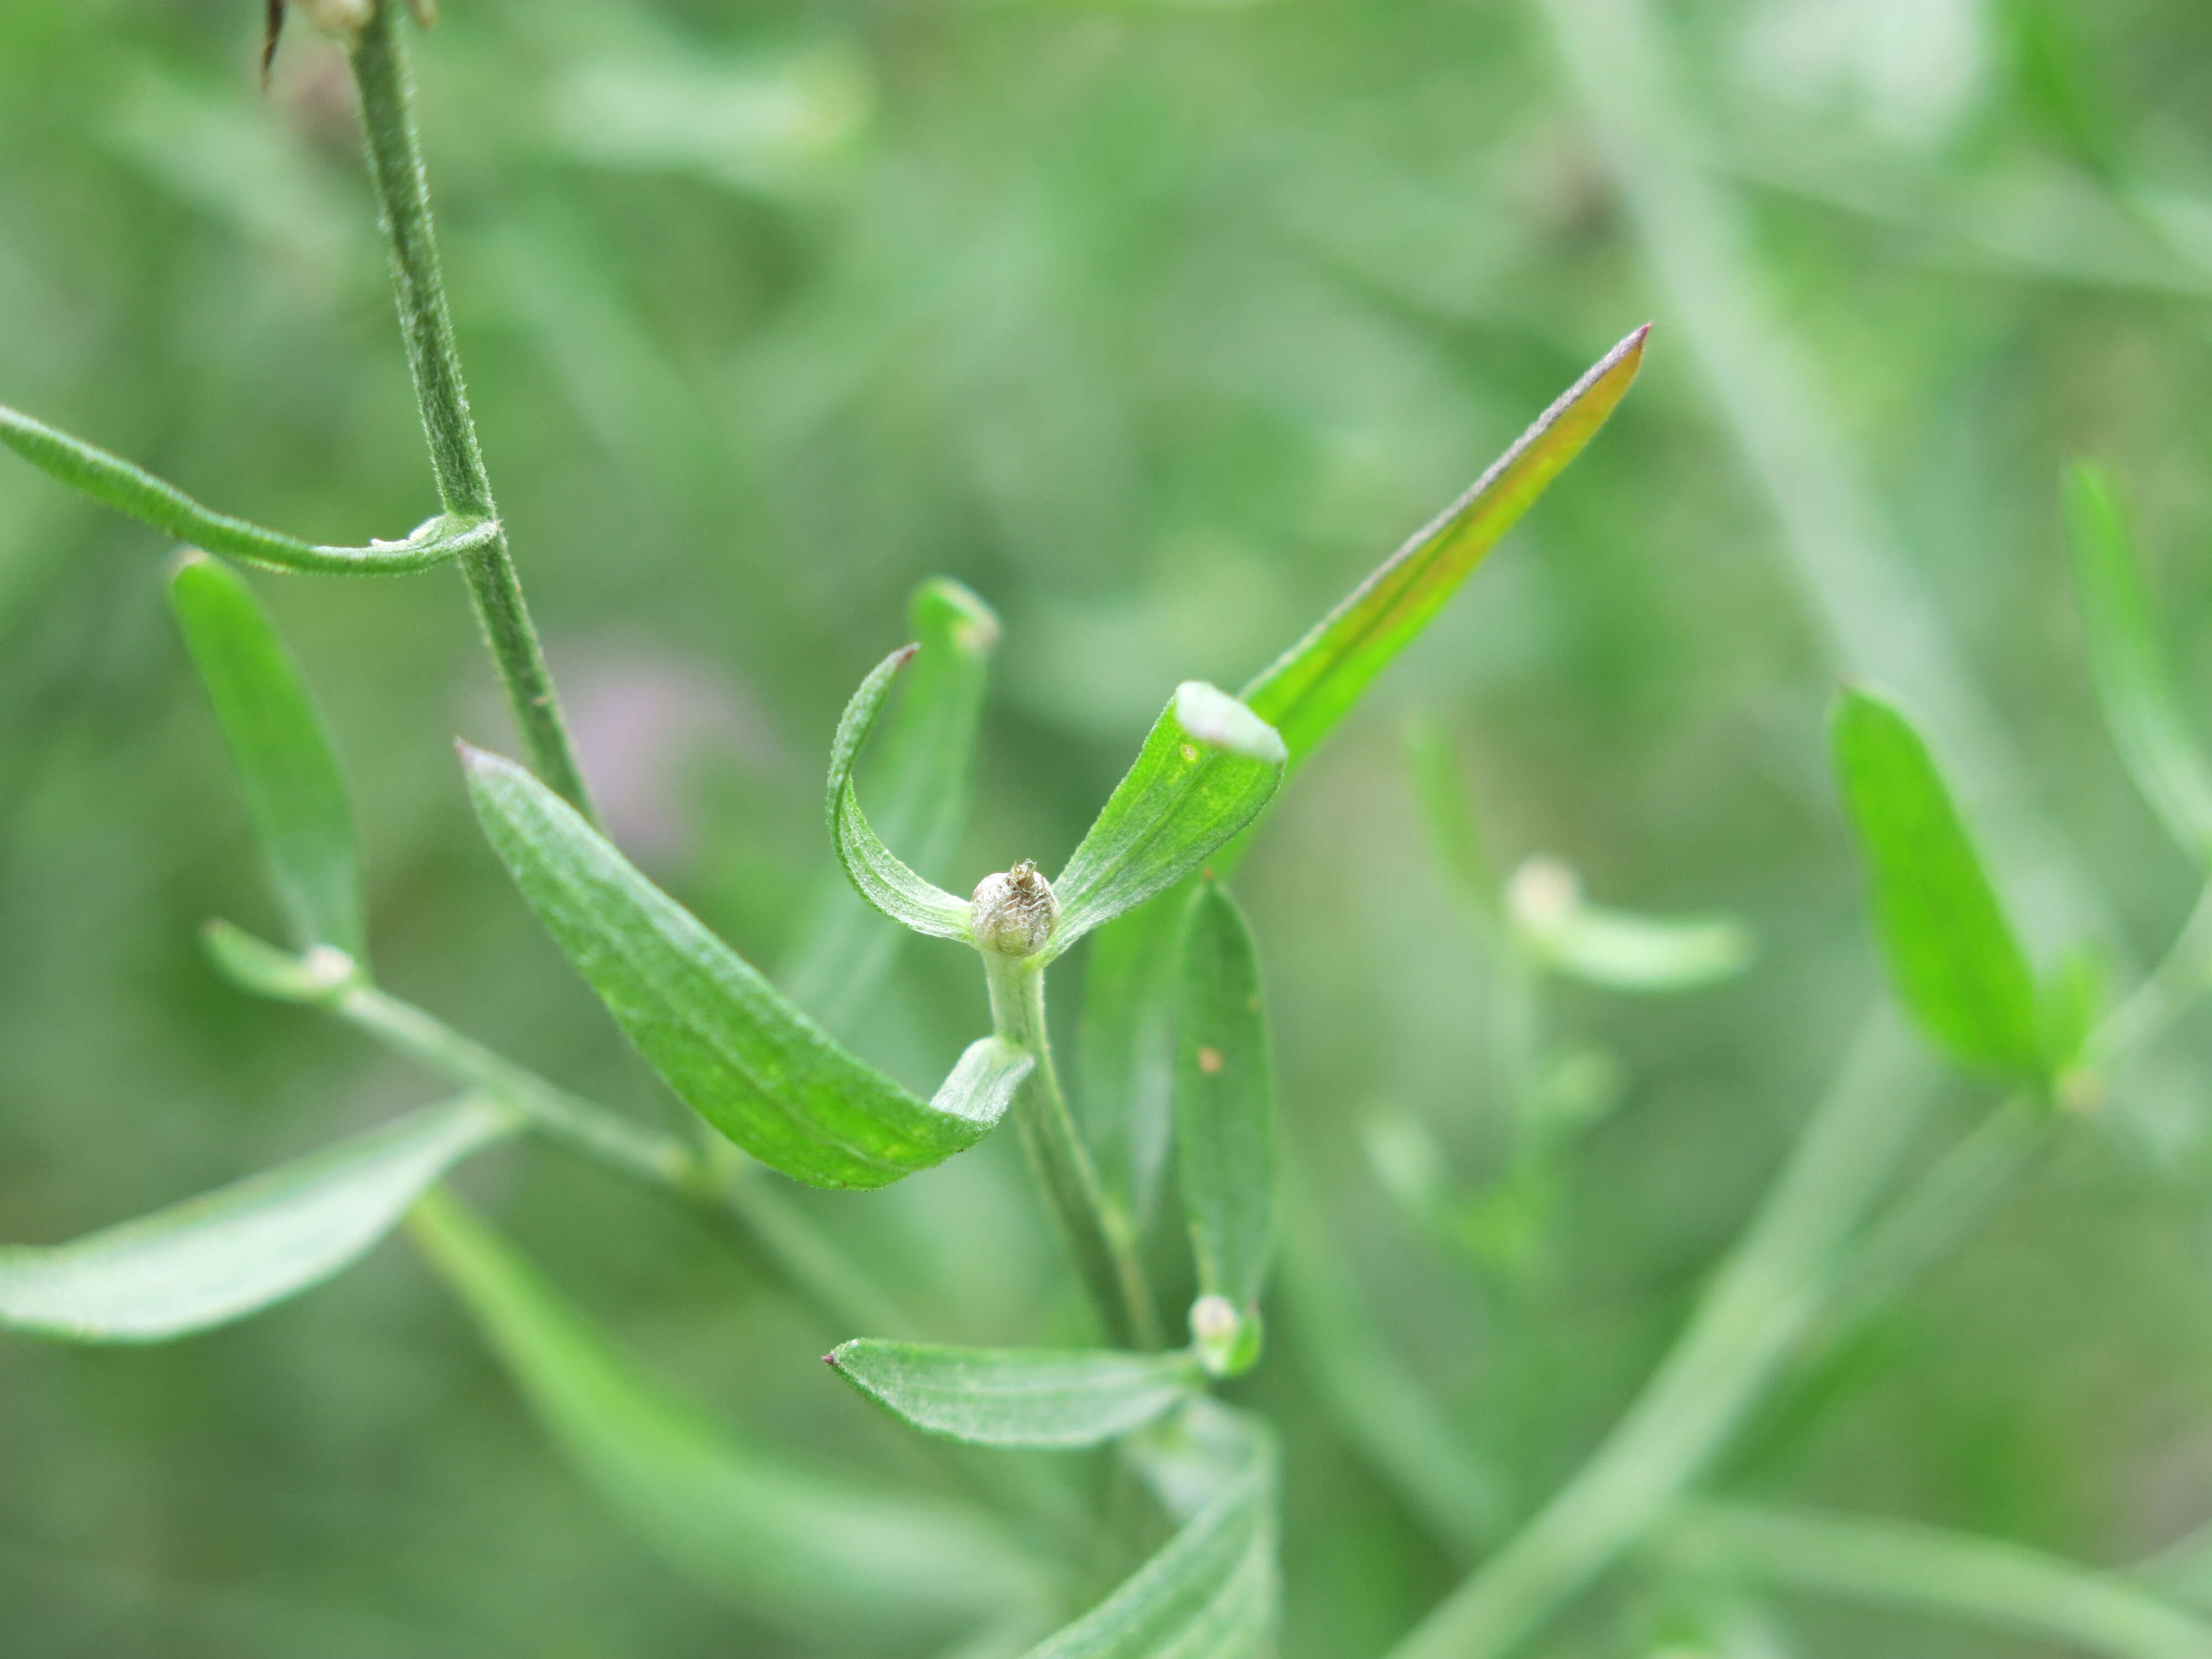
8;6;2211;1657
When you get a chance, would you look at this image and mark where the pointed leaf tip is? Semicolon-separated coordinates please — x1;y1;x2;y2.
1239;324;1647;773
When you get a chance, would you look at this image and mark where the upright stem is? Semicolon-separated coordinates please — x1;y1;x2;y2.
348;2;593;817
985;954;1161;1350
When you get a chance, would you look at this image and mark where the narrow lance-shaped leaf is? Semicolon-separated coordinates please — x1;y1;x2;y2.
1046;684;1285;958
1024;1407;1280;1659
2064;464;2212;862
1066;335;1645;1200
1832;687;2044;1080
0;1094;516;1343
170;551;367;960
820;641;973;942
408;1192;1037;1640
0;402;495;575
827;1339;1202;1449
1505;857;1753;993
1175;880;1278;1375
463;745;1027;1188
1241;324;1649;769
788;577;999;1022
1077;890;1184;1225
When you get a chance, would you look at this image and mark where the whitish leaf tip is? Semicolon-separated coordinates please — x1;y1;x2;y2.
1173;683;1286;766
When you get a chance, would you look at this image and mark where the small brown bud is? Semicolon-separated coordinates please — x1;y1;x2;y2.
969;860;1059;958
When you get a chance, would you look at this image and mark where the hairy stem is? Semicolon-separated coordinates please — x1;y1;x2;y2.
348;2;592;816
985;954;1161;1350
1389;1014;1938;1659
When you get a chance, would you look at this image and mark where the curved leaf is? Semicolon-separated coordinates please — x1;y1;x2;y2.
1024;1411;1279;1659
0;1095;515;1342
1505;857;1753;993
0;402;494;575
1077;890;1184;1225
1174;881;1277;1368
1832;688;2043;1080
822;642;972;942
170;551;366;959
1241;325;1648;768
828;1339;1201;1448
789;577;1000;1022
1048;685;1285;957
463;744;1015;1188
409;1192;1039;1639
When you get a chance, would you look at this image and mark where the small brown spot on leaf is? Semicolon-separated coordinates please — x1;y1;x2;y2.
1197;1045;1223;1075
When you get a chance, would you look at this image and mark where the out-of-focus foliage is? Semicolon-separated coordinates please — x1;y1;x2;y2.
6;0;2212;1654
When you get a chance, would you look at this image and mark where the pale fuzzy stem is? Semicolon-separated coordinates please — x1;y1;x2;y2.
984;954;1161;1350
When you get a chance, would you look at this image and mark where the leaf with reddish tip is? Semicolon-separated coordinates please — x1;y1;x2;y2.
1241;325;1650;768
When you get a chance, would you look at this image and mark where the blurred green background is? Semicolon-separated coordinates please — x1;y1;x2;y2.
6;0;2212;1653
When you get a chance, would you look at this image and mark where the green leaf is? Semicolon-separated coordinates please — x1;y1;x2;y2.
1022;1410;1279;1659
1047;684;1285;958
1505;857;1754;993
0;402;495;575
789;577;1000;1024
821;642;973;942
1240;325;1648;768
827;1339;1202;1448
170;551;367;960
1173;881;1278;1371
408;1191;1037;1638
1832;688;2044;1079
2064;464;2212;862
462;744;1025;1188
1077;889;1185;1225
0;1095;515;1342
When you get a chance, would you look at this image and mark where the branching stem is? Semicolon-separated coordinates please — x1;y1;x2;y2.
327;974;911;1336
348;2;592;816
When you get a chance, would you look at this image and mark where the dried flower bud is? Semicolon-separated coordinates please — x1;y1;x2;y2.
970;860;1058;958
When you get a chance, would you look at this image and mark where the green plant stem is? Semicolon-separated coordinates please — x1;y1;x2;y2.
1819;1095;2043;1333
1388;1013;1937;1659
1382;868;2212;1655
1665;1500;2212;1659
329;978;911;1335
336;978;684;1185
984;954;1161;1350
2100;878;2212;1063
348;3;592;817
